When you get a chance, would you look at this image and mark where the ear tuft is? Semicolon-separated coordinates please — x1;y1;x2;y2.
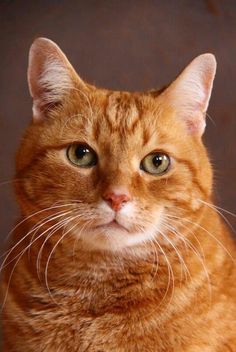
28;38;79;121
163;53;216;136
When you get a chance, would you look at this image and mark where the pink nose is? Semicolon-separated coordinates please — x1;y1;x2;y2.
102;191;131;211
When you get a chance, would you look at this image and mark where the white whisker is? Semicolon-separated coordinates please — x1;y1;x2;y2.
44;213;90;303
168;213;235;265
198;199;236;234
161;220;212;306
36;214;76;280
1;209;74;271
4;202;80;244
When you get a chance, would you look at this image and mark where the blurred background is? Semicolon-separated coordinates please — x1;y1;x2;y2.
1;0;236;251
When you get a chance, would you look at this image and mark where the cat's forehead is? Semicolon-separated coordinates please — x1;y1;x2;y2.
87;90;163;145
82;92;159;152
105;92;141;132
53;89;178;155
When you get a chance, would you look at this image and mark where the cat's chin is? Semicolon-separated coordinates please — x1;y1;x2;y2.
71;223;158;252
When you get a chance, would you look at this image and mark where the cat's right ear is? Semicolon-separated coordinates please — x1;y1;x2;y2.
28;38;86;121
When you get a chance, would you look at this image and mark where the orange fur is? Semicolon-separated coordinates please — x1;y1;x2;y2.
1;38;236;351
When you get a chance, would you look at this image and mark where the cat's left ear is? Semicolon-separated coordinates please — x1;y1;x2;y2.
162;54;216;136
28;37;86;121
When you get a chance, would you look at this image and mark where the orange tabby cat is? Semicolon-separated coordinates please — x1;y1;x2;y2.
1;38;236;351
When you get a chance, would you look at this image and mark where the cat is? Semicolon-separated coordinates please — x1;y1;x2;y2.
1;37;236;352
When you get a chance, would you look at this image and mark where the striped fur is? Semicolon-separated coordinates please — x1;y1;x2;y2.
1;38;236;351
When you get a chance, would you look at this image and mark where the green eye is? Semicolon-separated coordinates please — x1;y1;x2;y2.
66;144;97;168
141;152;170;175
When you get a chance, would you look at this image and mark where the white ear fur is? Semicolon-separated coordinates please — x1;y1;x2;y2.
28;38;82;121
163;54;216;135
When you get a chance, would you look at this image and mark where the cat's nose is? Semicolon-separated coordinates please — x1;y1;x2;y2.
102;189;131;211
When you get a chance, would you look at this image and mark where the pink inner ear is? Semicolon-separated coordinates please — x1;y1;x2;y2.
28;38;77;121
162;54;216;136
32;98;62;121
185;112;206;135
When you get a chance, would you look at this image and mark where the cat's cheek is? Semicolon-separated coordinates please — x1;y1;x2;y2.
21;178;36;201
18;175;44;209
14;178;36;216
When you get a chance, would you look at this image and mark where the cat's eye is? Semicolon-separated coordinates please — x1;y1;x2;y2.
140;152;170;175
66;144;97;168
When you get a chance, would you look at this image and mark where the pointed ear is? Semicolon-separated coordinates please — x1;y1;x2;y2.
162;54;216;136
28;38;85;121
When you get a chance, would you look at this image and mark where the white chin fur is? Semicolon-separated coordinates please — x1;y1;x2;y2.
68;202;164;252
76;227;159;252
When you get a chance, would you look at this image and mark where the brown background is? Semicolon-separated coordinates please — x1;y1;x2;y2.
1;0;236;254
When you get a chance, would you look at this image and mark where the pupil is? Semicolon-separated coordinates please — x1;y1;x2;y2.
75;146;88;159
152;155;163;167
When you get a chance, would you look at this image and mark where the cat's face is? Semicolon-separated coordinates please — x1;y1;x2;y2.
15;38;216;252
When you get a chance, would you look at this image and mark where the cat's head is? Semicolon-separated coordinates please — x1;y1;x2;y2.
15;38;216;252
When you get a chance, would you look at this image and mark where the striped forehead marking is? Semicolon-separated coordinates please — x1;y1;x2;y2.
105;92;140;132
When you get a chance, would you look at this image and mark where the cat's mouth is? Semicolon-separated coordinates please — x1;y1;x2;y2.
95;220;130;233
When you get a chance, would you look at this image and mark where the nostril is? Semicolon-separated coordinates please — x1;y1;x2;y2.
102;191;131;211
